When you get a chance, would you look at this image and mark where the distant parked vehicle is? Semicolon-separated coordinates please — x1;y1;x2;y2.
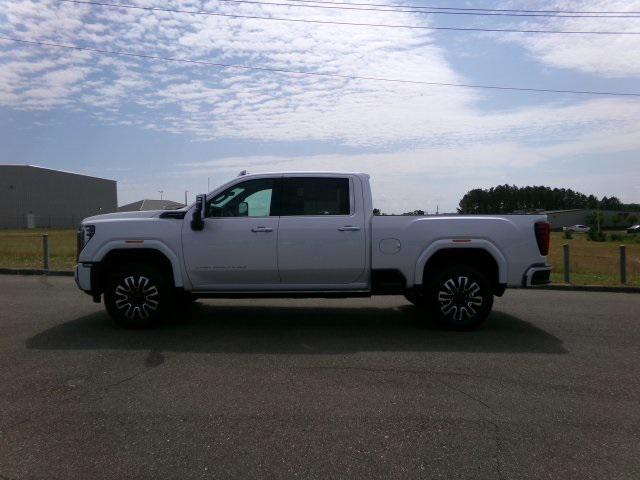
627;225;640;234
563;225;590;233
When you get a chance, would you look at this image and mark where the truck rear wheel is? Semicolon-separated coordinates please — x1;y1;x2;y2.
424;263;493;330
104;263;169;328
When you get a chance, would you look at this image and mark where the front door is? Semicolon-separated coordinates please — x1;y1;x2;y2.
182;177;280;289
277;176;367;286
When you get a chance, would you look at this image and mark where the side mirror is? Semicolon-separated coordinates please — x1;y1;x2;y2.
191;194;206;231
238;202;248;217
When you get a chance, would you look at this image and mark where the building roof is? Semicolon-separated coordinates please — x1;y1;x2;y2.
0;164;116;183
118;199;185;212
542;209;588;214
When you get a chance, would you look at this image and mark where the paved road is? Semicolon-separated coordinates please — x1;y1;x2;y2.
1;275;639;479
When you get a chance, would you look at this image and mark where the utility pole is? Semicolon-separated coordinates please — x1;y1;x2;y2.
184;190;188;205
207;177;210;192
158;190;164;200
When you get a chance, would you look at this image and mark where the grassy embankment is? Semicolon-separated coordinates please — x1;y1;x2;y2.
0;229;638;286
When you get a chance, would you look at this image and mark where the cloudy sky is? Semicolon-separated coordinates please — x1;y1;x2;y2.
1;0;639;212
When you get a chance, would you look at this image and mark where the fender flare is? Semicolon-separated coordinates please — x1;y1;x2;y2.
93;240;184;287
414;239;507;286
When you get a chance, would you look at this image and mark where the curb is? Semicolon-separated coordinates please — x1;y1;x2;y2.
0;268;73;277
531;284;640;294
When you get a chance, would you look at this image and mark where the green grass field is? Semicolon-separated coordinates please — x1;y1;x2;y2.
548;231;640;286
0;229;638;286
0;229;77;271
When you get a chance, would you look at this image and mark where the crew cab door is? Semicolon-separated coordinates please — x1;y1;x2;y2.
182;177;280;289
276;175;367;287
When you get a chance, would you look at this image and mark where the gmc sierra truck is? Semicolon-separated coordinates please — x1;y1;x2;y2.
75;172;551;329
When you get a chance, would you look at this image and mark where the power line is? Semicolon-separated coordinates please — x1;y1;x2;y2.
55;0;640;35
249;0;640;16
185;0;640;19
2;35;640;97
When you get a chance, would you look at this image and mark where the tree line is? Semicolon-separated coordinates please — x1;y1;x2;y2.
373;209;425;216
457;185;640;214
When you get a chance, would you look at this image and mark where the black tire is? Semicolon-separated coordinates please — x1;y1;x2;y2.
423;263;494;330
104;263;170;328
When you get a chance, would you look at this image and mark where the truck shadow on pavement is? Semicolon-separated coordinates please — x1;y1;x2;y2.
26;303;567;355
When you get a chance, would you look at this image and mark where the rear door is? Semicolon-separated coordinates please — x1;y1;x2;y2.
276;175;367;286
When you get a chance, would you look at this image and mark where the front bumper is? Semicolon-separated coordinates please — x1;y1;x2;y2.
523;265;552;287
74;263;93;291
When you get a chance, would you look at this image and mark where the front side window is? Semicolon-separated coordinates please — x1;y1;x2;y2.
208;178;275;217
280;177;350;216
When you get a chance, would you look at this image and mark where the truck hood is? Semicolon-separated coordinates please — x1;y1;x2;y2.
83;210;167;223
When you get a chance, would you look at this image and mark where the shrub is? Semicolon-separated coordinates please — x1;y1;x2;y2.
563;230;573;240
610;233;624;242
588;229;606;242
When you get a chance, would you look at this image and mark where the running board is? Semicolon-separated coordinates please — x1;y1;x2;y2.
191;290;372;299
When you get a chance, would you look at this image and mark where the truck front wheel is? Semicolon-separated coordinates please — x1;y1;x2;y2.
104;263;169;328
424;263;493;330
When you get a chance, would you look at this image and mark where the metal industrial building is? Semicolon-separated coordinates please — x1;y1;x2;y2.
543;209;639;230
0;165;117;229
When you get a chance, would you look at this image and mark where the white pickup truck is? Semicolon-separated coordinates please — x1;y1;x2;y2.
75;172;551;329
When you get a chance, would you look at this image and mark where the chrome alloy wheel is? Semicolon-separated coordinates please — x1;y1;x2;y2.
437;276;483;322
114;275;159;320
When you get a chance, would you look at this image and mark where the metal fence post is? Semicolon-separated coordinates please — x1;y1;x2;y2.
42;234;50;272
620;245;627;284
563;243;570;283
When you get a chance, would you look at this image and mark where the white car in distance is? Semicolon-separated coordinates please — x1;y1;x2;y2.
563;224;590;233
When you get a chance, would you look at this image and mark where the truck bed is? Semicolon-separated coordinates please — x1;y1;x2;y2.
371;214;547;287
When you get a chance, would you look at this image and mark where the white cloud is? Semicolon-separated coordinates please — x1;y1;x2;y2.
172;125;640;212
500;0;640;78
1;0;640;210
1;0;639;143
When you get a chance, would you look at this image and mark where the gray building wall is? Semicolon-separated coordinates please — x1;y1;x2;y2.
545;209;639;230
0;165;117;229
544;210;589;230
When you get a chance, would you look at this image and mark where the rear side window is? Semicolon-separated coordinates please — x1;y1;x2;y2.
280;178;350;216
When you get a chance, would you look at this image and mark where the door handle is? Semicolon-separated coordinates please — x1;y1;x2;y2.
251;226;273;232
338;226;361;231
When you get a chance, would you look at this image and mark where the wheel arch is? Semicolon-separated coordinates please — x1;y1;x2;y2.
94;242;183;289
414;240;507;291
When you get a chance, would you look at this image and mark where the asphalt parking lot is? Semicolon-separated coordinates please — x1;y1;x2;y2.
1;275;639;479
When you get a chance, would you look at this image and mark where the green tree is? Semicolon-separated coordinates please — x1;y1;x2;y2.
458;185;640;214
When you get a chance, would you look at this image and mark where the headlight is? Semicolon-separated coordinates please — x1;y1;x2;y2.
77;224;96;256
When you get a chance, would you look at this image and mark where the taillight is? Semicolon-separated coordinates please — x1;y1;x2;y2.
534;221;550;256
